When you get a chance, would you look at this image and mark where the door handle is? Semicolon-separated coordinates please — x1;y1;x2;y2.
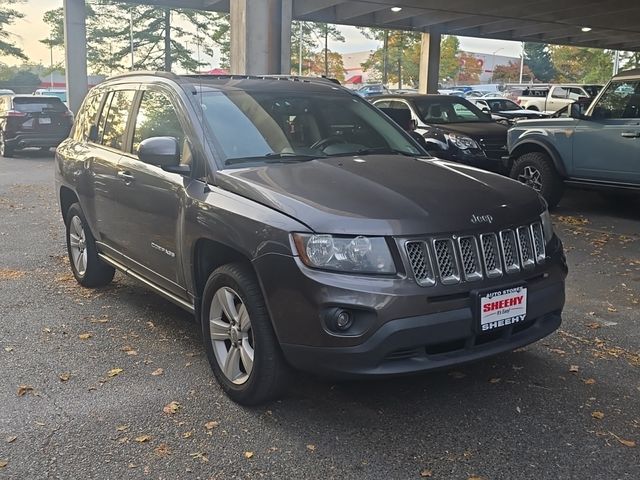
620;131;640;138
117;170;135;183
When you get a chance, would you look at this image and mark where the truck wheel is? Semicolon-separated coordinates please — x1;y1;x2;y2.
201;263;290;405
0;133;14;158
527;106;539;111
511;152;564;208
65;203;115;287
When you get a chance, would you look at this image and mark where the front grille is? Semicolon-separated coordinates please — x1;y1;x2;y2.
478;139;508;159
404;220;546;287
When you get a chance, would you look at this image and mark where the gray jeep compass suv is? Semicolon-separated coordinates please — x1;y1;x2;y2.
55;72;567;405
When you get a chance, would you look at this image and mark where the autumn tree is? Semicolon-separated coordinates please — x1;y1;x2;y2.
550;45;613;83
524;42;555;82
0;0;27;61
308;51;345;82
359;28;421;87
291;21;344;75
439;35;461;85
491;61;533;83
458;52;482;84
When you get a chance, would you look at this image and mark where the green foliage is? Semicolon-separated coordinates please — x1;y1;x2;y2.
291;22;344;75
439;35;461;83
358;29;422;87
524;42;555;82
0;0;27;61
0;65;43;93
550;45;613;83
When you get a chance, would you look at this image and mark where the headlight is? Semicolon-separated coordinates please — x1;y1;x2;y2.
444;133;480;151
540;209;554;243
293;233;395;274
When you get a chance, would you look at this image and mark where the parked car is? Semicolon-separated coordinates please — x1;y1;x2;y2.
34;88;68;104
470;97;549;124
0;88;15;95
372;94;509;172
517;85;591;113
0;95;73;157
355;83;389;98
55;72;567;405
508;68;640;207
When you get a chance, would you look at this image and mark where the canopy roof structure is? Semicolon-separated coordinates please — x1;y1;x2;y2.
125;0;640;52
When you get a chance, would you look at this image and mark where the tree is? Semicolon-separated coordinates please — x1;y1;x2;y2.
358;28;421;87
439;35;461;85
491;61;533;83
291;21;344;75
550;46;613;83
0;0;27;61
620;51;640;69
458;51;482;84
308;50;345;82
524;42;555;82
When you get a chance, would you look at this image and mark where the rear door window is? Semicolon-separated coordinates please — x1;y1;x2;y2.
12;97;67;113
99;90;136;151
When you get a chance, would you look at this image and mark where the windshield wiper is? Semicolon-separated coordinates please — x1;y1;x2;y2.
225;153;321;166
349;147;418;157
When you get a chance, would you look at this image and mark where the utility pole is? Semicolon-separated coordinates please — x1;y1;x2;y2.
298;22;303;75
397;31;403;90
382;30;389;86
164;8;171;72
49;42;54;88
613;50;620;75
130;8;134;70
324;24;328;77
519;42;525;84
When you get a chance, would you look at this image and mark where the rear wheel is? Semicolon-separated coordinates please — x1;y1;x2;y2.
65;203;115;287
511;151;564;208
201;263;290;405
0;133;14;158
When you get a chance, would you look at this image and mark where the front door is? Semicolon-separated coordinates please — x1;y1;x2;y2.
572;79;640;184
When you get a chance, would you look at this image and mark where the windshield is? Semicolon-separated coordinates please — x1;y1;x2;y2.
199;89;423;165
486;99;520;111
413;97;491;124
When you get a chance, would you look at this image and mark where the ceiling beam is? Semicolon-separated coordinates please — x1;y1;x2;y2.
293;0;343;17
335;2;388;21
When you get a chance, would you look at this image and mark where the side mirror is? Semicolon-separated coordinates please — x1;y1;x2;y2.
138;136;181;169
410;118;418;130
570;102;585;119
88;124;99;142
481;106;491;114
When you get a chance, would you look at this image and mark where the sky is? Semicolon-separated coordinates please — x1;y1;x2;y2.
2;0;523;69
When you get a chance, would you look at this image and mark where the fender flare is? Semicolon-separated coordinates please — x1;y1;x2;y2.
510;138;568;178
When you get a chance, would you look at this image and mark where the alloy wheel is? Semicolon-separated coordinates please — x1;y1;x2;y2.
209;287;254;385
518;165;543;192
68;215;88;276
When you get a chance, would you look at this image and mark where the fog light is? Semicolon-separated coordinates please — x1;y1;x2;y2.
335;309;352;330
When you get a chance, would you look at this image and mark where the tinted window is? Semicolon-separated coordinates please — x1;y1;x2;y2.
593;80;640;119
414;98;488;124
487;99;520;111
100;90;135;150
13;97;67;113
132;90;185;154
74;92;103;141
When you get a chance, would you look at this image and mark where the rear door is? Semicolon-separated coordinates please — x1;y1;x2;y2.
11;97;72;138
572;79;640;184
114;87;190;296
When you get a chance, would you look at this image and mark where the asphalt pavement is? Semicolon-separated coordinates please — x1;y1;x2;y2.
1;151;638;480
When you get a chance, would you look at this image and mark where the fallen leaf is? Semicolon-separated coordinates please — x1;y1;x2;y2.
586;322;601;330
182;431;193;438
146;321;155;328
592;411;605;420
5;436;17;443
244;451;254;459
569;365;579;373
0;269;25;281
420;469;433;478
306;444;316;452
190;452;208;463
583;378;596;385
607;306;618;313
78;333;93;340
468;476;485;480
59;372;71;382
134;435;151;443
549;348;566;355
204;421;219;430
107;368;123;377
163;401;181;415
617;438;636;448
116;425;129;432
0;460;7;468
151;368;164;376
489;377;501;384
154;443;171;456
17;385;34;396
4;346;13;352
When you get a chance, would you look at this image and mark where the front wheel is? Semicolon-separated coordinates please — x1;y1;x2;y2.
510;151;564;208
201;263;289;405
65;203;115;287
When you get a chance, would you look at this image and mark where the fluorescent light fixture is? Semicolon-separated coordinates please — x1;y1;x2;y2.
390;6;402;12
581;26;592;32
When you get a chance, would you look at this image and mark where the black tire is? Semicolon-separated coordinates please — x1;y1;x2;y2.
527;106;539;111
0;133;14;158
65;203;115;288
510;151;564;208
201;262;290;405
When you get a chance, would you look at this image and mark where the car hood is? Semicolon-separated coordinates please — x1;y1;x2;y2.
423;121;508;142
215;155;543;236
496;109;547;118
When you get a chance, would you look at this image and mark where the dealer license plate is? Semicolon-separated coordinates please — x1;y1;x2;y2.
479;286;527;332
39;117;52;125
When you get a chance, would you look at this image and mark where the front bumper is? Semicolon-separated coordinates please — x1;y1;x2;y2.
430;149;507;174
254;238;567;378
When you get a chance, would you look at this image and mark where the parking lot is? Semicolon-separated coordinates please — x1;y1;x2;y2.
1;151;638;479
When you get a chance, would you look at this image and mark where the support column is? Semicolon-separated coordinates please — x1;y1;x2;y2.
230;0;292;75
418;31;441;94
63;0;88;113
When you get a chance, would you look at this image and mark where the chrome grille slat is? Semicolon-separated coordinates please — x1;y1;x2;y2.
404;221;546;287
458;236;482;282
499;229;521;274
433;239;460;285
405;241;435;287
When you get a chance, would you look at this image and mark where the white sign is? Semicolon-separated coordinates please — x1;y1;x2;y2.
480;286;527;332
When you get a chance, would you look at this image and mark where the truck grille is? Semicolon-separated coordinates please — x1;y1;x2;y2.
405;221;546;287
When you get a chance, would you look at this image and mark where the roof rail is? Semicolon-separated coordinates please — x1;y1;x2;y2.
180;74;341;86
104;70;182;82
